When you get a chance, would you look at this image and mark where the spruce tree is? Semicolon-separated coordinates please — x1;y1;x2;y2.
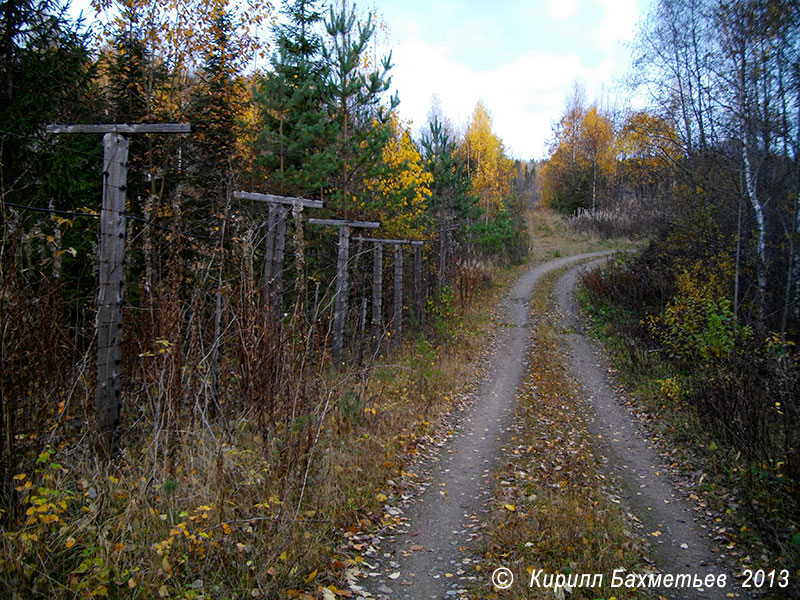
1;0;98;211
188;1;241;205
254;0;335;198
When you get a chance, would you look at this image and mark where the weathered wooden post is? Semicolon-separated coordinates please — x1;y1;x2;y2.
46;123;191;448
372;242;383;341
354;236;429;346
393;244;403;343
334;224;350;362
96;132;128;441
233;191;323;317
308;219;380;364
263;204;277;291
271;205;288;310
412;241;423;325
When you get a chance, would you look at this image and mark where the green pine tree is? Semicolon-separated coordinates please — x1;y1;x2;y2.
421;116;478;231
322;0;397;215
254;0;336;198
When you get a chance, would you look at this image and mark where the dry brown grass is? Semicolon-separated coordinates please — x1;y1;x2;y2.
526;206;635;261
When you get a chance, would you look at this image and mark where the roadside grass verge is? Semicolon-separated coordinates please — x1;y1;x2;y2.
476;266;647;600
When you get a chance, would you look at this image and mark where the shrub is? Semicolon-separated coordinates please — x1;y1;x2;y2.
649;269;747;366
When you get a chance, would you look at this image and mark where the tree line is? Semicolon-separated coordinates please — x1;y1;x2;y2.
544;0;799;337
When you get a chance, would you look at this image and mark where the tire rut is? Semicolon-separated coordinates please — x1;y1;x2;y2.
360;252;613;600
554;259;742;600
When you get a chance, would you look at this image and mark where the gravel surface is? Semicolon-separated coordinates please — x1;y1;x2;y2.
554;259;738;600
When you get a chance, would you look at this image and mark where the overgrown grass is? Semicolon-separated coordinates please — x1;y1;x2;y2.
0;229;534;600
526;206;634;261
578;257;800;596
1;209;633;599
475;267;647;599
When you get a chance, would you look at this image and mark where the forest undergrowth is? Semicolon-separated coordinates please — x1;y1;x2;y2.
579;251;800;592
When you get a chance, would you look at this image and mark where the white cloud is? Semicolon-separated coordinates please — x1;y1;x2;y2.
594;0;640;50
390;27;629;159
547;0;581;22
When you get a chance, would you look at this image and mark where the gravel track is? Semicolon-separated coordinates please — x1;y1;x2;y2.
554;259;736;600
363;252;612;600
361;255;741;600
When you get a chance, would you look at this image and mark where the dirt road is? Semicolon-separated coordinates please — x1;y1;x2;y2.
360;254;733;600
362;252;611;599
555;260;732;600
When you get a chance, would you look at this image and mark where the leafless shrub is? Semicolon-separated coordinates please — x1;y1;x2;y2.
569;199;664;238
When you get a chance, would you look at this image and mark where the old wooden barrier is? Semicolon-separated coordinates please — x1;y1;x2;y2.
354;237;426;346
46;123;191;448
308;219;380;363
233;191;323;315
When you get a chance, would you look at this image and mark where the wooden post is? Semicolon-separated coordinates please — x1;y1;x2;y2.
393;244;403;343
233;191;323;317
372;242;383;342
333;225;350;364
413;242;423;325
96;132;129;444
352;236;430;343
46;122;190;449
271;205;288;313
307;219;380;365
263;204;277;291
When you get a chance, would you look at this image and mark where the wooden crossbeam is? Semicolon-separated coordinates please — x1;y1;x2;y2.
308;218;380;229
353;236;425;245
47;123;191;134
233;191;323;209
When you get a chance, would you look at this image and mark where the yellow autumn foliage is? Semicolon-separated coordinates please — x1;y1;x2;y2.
460;102;513;221
365;114;433;239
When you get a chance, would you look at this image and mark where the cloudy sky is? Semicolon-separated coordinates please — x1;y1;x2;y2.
373;0;653;159
71;0;653;161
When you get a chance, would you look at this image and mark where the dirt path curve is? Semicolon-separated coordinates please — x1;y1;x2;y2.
554;260;734;600
364;252;613;600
